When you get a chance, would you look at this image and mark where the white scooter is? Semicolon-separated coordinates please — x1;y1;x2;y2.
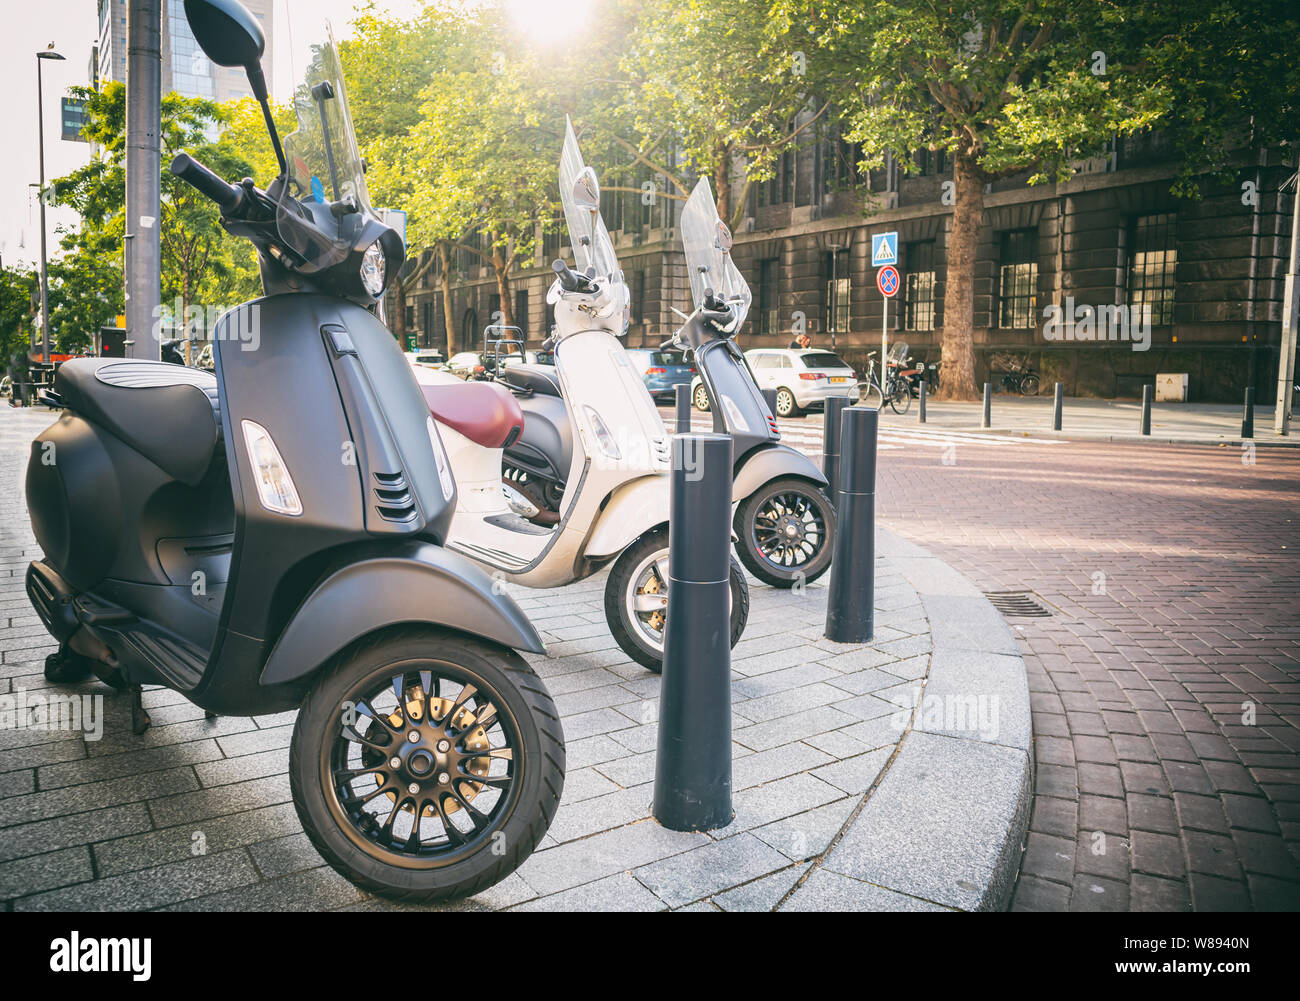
420;120;749;671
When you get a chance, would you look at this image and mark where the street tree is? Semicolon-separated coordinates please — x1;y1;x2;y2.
770;1;1165;399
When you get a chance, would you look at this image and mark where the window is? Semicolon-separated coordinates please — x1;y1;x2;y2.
1127;213;1176;325
758;258;780;334
825;249;851;334
751;353;780;368
514;290;528;336
405;305;415;331
905;241;936;332
626;269;645;325
998;229;1038;329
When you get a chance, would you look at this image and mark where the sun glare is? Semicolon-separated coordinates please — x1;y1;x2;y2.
504;0;596;45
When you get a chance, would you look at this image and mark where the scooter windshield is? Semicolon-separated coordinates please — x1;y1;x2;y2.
559;118;620;282
681;177;752;331
276;22;371;272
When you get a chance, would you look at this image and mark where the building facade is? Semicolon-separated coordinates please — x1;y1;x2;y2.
392;131;1295;403
96;0;273;102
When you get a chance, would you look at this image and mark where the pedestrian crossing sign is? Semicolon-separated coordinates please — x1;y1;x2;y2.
872;232;898;266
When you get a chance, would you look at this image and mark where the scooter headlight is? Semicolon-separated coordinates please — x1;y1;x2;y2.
360;240;386;297
241;420;302;516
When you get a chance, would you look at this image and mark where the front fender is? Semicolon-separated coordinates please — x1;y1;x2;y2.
260;543;545;686
584;476;670;558
732;444;828;502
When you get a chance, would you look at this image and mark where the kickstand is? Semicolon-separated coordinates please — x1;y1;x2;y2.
128;685;152;735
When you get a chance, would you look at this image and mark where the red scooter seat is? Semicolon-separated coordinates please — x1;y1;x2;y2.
422;381;524;449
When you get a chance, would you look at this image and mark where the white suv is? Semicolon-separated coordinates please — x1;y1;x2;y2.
691;348;856;417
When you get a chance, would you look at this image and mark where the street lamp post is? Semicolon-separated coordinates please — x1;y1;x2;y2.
36;46;66;366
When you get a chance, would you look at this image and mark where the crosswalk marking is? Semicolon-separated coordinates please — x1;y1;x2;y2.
665;411;1065;453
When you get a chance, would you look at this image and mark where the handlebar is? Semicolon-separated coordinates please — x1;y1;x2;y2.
551;259;596;294
170;153;243;214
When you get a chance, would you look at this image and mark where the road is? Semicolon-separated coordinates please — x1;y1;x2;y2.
670;403;1300;910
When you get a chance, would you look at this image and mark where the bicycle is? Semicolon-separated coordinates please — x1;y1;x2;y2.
855;351;912;414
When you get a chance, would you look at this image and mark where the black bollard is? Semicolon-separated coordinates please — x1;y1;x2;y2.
1141;385;1152;436
918;381;927;423
825;407;877;644
675;383;691;434
653;432;734;832
822;395;853;508
1242;387;1255;439
982;383;992;428
1052;382;1063;431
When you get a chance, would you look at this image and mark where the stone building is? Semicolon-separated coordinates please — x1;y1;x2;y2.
391;131;1295;403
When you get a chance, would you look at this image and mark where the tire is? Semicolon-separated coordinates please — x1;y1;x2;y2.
856;381;884;410
1020;374;1040;396
44;650;94;684
289;626;564;904
889;380;912;415
692;383;711;411
735;477;836;588
605;528;750;674
774;387;800;418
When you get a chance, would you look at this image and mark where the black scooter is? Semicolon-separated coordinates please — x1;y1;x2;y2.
24;0;563;903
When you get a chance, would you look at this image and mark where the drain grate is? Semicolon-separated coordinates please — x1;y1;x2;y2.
983;590;1052;617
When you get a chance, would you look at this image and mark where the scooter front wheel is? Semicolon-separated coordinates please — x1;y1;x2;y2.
289;626;564;904
735;477;836;588
605;528;750;674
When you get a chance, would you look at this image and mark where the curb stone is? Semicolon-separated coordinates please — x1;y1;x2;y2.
781;528;1034;912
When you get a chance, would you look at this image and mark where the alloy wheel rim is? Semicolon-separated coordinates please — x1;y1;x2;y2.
751;490;826;570
626;550;671;651
324;661;522;869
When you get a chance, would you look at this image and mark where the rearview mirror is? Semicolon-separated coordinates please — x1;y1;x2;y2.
715;219;733;253
572;167;601;211
183;0;265;71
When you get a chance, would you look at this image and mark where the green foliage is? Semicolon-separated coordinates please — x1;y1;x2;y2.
772;1;1165;183
0;264;37;362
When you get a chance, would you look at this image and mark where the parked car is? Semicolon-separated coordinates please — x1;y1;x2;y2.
443;351;489;380
404;349;446;369
625;348;695;399
691;348;856;417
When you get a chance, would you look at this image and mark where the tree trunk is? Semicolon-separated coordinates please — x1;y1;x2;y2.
492;246;514;329
938;149;983;401
438;242;455;355
713;149;731;225
393;276;408;347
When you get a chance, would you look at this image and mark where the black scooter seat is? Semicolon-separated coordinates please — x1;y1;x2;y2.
54;359;221;486
499;363;561;398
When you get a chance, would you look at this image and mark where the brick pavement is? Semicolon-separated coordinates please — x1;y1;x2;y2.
3;404;1018;911
874;434;1300;911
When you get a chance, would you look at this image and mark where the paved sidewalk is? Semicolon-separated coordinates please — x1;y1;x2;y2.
880;396;1298;447
0;405;1031;912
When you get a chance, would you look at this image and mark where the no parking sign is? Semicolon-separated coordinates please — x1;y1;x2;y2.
877;265;899;298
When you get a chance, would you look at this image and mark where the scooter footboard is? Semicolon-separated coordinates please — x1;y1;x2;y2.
259;542;546;686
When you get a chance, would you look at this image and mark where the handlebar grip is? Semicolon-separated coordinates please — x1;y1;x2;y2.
170;153;242;213
552;259;595;293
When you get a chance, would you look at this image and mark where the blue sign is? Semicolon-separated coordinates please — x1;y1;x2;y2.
871;232;898;266
877;265;900;298
310;175;325;203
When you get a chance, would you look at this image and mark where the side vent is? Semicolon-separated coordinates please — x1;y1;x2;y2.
372;470;418;523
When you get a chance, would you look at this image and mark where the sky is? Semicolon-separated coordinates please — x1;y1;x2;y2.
0;0;426;272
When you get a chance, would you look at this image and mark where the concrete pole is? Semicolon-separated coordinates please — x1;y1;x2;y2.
125;0;162;361
35;53;59;365
1274;165;1300;434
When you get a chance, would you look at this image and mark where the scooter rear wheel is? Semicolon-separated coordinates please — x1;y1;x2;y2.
735;477;836;588
605;528;750;674
289;627;564;903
